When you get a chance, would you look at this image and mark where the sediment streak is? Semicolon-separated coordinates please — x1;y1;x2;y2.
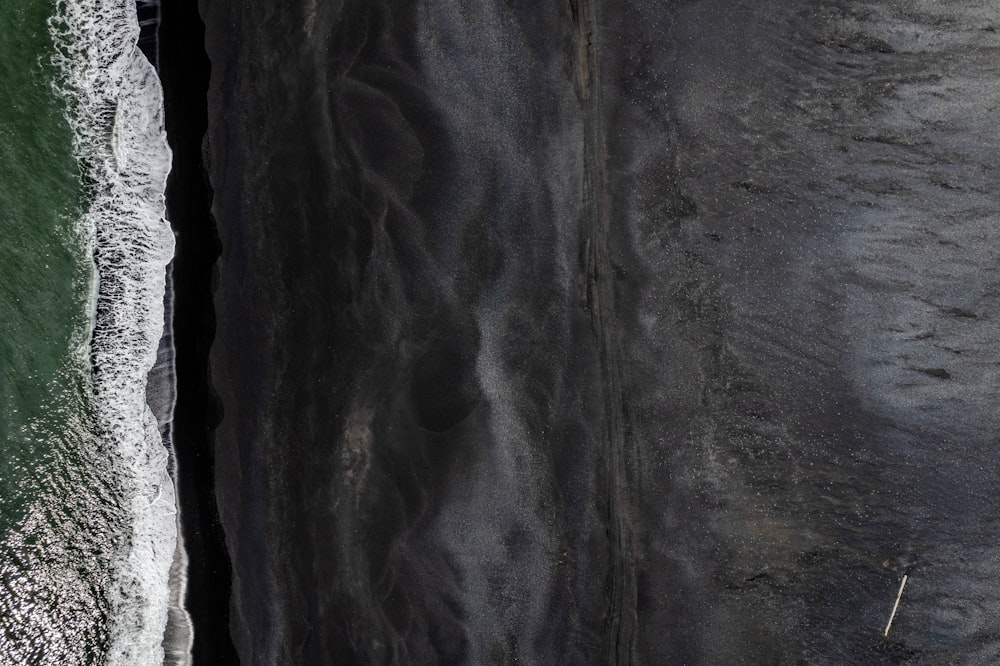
571;0;639;661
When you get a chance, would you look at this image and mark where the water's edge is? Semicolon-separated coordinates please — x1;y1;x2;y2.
154;0;240;661
49;0;178;660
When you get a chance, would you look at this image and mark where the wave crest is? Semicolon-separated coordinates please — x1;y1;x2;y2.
49;1;177;664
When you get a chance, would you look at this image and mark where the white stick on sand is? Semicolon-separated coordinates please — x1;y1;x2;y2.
883;574;908;638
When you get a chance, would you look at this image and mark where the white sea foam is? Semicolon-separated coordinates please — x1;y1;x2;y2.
48;1;178;664
149;270;196;666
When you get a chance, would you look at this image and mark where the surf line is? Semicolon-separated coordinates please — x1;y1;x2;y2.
49;0;184;663
127;2;197;662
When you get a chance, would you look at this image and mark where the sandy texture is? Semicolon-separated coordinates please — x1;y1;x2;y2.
199;0;1000;662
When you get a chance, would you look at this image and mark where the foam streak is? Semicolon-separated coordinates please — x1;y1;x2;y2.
49;1;177;663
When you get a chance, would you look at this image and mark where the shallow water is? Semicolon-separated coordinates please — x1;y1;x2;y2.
0;1;178;663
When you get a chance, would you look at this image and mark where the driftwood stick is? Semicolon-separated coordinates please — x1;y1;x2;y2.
883;574;908;638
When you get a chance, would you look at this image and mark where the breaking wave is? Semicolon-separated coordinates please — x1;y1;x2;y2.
48;1;177;663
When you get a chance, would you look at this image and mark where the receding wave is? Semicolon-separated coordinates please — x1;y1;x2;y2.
48;1;177;663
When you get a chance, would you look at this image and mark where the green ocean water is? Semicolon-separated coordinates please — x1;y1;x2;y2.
0;3;84;451
0;2;117;662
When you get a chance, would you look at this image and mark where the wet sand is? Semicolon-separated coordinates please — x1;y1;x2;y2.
195;0;1000;662
159;0;238;662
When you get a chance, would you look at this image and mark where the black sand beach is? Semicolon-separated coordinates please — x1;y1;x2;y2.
181;0;1000;662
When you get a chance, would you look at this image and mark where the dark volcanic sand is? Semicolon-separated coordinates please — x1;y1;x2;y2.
196;0;1000;662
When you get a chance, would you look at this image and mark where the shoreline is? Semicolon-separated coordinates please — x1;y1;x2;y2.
156;0;239;662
